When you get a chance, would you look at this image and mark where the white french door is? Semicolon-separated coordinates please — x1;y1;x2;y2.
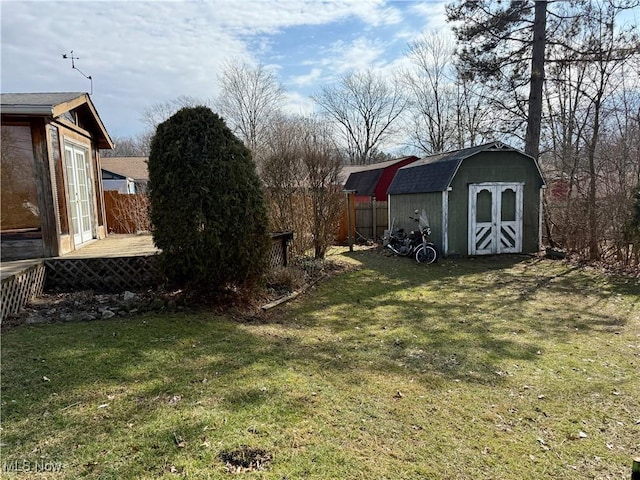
469;183;523;255
64;144;93;245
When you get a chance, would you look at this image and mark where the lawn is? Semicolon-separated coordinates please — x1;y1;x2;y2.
1;249;639;479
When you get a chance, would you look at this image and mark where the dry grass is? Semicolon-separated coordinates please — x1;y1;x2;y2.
1;248;638;479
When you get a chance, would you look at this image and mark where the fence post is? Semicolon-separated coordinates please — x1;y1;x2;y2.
372;197;377;242
344;191;355;252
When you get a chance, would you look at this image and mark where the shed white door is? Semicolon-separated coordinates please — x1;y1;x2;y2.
469;183;523;255
64;144;93;246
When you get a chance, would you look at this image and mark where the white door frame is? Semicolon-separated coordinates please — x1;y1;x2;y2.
64;143;93;246
468;182;523;255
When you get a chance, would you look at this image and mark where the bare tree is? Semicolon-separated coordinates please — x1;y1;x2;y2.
541;0;640;261
216;61;286;159
100;133;152;157
261;114;344;259
300;117;345;258
261;115;312;255
454;73;495;149
141;95;210;130
402;32;458;154
402;32;491;154
583;2;638;259
312;69;406;165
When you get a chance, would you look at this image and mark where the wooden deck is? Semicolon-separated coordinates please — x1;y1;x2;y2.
59;234;160;259
1;258;44;281
1;235;160;319
1;233;292;320
0;235;158;280
45;235;162;292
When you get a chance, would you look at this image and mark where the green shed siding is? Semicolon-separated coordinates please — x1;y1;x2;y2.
387;147;545;257
447;152;543;254
388;192;443;251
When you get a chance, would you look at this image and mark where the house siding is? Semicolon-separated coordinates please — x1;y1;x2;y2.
389;192;443;251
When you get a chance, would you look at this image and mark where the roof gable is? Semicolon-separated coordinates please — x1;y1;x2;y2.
1;92;113;149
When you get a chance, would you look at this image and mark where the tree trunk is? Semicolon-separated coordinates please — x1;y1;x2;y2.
524;0;547;159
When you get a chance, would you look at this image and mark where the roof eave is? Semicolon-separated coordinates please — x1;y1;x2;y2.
1;105;54;116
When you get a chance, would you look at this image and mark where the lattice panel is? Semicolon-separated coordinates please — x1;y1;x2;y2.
269;232;293;268
269;241;285;268
45;256;163;292
1;263;46;320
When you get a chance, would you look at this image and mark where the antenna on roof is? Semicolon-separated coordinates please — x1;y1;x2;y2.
62;50;93;95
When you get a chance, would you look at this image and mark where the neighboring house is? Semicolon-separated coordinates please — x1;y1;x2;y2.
102;171;136;194
387;142;546;256
101;156;149;194
344;156;419;202
1;92;114;261
342;156;420;240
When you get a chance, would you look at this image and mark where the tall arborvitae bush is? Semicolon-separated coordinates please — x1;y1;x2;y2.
148;106;270;290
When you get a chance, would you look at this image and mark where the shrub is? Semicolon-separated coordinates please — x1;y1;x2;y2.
148;106;270;290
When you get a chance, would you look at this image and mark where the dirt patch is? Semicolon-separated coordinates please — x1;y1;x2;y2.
219;445;272;473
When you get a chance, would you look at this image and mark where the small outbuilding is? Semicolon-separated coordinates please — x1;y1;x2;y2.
343;156;419;240
387;142;545;256
344;156;419;202
1;92;113;260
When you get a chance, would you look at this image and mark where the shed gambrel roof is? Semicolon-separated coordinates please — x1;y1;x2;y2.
388;142;540;194
1;92;113;149
344;156;418;196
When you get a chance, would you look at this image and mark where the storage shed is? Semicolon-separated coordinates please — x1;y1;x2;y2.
387;142;545;256
1;92;114;260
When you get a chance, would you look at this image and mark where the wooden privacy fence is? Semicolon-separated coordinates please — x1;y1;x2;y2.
355;200;388;241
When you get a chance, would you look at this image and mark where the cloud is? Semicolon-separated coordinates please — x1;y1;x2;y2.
1;0;448;138
282;91;315;116
408;2;450;32
312;37;388;77
290;68;323;87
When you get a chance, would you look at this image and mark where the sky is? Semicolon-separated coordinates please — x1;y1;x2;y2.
1;0;450;142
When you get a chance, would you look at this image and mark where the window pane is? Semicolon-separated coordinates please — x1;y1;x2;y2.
1;126;40;230
476;189;492;223
501;189;516;221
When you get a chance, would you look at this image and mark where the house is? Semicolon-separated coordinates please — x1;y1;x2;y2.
1;92;114;261
342;156;420;240
387;142;546;256
101;156;149;194
344;156;419;202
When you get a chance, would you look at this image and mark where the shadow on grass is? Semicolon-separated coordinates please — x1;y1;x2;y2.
1;249;637;477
